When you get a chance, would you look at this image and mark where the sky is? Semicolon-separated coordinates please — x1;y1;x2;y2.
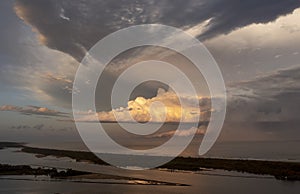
0;0;300;153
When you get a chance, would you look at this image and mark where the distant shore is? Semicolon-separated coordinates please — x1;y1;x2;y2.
0;164;188;186
1;142;300;181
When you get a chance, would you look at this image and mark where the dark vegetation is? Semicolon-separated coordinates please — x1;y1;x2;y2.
0;142;23;149
0;164;90;178
21;146;109;165
1;142;300;181
0;164;189;186
161;157;300;181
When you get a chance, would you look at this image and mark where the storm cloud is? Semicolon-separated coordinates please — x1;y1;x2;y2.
14;0;300;61
0;0;299;144
7;0;300;112
227;65;300;122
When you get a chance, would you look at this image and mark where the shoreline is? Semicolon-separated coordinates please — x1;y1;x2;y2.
1;142;300;181
0;164;189;186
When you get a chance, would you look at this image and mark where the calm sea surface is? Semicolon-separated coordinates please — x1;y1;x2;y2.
0;148;300;194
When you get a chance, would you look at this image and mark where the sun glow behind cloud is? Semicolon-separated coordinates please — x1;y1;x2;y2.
76;88;212;123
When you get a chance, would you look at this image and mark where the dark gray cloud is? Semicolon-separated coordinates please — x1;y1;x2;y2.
227;65;300;122
1;0;299;140
0;1;78;110
33;124;44;130
10;125;31;130
0;1;28;66
198;0;300;40
0;105;69;118
14;0;300;61
8;0;300;112
9;124;74;131
211;65;300;141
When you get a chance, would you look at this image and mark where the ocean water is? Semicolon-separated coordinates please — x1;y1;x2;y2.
3;122;300;161
1;174;300;194
0;148;300;194
28;140;300;162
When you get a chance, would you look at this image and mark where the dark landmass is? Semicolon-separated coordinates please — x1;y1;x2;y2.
1;142;300;181
0;164;90;178
0;164;188;186
161;157;300;181
0;142;23;150
22;146;109;165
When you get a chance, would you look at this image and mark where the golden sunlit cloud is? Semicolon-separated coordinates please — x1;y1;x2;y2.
77;88;212;123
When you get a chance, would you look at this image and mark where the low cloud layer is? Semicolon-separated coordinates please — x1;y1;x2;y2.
151;126;206;138
0;105;68;118
10;124;44;130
